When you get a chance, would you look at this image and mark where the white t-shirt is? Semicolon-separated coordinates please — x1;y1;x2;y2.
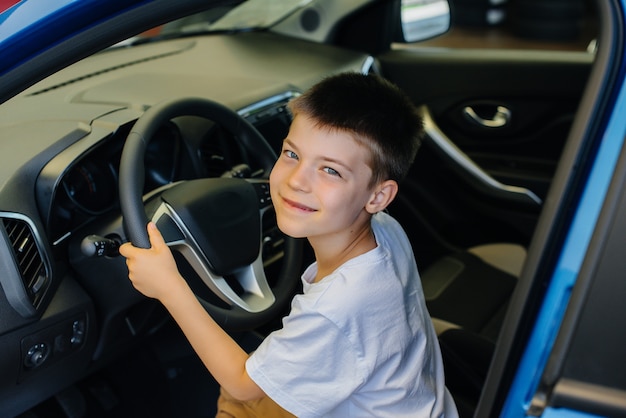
246;212;458;417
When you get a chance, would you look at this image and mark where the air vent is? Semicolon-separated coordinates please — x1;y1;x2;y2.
1;216;49;314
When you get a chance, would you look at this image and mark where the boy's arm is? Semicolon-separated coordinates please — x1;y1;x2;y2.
161;282;264;400
119;222;265;401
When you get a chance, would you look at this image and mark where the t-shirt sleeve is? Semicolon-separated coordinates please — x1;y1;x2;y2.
246;309;365;417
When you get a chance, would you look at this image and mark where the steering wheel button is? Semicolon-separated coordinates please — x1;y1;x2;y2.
253;182;272;205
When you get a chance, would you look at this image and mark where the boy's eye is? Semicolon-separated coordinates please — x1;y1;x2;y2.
323;166;341;177
284;150;298;160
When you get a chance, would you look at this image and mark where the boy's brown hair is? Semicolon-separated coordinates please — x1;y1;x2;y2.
287;72;424;187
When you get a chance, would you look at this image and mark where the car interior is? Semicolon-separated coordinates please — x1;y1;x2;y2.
0;0;600;417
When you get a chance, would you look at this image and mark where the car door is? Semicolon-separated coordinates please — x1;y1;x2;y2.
375;30;595;269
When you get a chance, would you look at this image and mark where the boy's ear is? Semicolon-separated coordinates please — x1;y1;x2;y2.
366;180;398;214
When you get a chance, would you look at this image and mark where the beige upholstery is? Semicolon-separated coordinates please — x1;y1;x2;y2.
467;243;527;278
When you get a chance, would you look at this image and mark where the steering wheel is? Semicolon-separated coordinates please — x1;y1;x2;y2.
119;97;303;330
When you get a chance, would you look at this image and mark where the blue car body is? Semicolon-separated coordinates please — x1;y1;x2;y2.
0;0;142;72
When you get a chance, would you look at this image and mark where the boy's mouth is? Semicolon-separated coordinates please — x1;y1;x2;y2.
281;197;316;212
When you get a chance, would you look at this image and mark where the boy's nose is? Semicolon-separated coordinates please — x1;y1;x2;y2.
287;164;310;192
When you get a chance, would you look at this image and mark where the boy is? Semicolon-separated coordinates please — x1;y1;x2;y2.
120;72;458;417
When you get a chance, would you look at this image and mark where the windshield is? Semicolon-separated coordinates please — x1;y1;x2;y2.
163;0;313;37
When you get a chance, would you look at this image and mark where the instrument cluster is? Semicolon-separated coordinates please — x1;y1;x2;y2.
49;122;181;245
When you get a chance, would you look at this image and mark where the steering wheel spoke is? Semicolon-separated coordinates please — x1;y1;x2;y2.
151;201;276;313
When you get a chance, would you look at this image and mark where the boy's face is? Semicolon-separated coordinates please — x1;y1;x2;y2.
269;114;377;240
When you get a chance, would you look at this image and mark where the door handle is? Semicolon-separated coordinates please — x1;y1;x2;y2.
463;105;511;128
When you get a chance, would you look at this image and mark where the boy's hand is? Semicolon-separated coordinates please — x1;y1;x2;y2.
119;222;187;302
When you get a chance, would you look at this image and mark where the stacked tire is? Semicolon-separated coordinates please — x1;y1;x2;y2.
509;0;586;41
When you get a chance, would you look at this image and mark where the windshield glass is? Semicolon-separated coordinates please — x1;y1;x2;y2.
163;0;313;36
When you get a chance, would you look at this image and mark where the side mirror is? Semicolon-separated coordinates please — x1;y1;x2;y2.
400;0;451;43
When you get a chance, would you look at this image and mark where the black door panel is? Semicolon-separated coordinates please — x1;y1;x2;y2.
432;97;579;200
378;47;593;267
